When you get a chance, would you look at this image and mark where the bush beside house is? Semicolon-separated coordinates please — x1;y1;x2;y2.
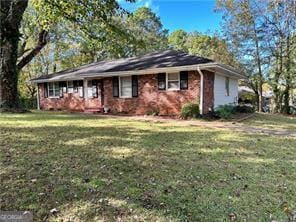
180;103;200;119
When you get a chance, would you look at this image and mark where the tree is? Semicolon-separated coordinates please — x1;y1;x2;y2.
168;29;188;51
0;0;133;111
261;1;296;113
126;7;168;56
16;5;168;107
0;0;28;110
216;0;296;113
168;30;239;68
216;0;267;112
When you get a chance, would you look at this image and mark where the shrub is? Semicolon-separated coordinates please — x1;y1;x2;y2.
181;103;200;119
289;106;296;115
235;105;255;113
215;104;236;119
19;96;37;109
145;107;160;116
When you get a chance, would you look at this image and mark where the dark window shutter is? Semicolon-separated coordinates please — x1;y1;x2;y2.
112;76;119;97
180;71;188;90
132;75;138;97
73;80;79;92
44;83;48;98
59;81;67;96
100;80;104;105
158;73;166;90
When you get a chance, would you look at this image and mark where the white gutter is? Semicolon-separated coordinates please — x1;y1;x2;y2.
197;68;204;115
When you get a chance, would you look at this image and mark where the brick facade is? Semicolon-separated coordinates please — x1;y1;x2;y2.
38;70;215;115
38;82;102;111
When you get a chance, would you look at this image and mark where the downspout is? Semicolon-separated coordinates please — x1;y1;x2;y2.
197;68;204;115
36;84;40;110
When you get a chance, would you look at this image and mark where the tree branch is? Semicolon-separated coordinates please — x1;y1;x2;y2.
17;30;49;71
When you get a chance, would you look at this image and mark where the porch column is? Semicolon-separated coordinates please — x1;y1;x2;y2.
83;79;88;99
36;84;40;110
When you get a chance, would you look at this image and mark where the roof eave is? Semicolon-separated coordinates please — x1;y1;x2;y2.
30;63;246;83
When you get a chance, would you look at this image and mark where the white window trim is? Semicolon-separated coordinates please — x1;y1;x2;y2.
166;72;180;91
119;76;132;98
48;82;60;98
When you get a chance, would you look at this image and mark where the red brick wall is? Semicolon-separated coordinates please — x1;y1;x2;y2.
203;71;215;113
38;82;101;111
103;70;214;115
38;70;215;115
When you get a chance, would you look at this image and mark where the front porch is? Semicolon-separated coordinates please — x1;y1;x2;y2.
38;78;104;112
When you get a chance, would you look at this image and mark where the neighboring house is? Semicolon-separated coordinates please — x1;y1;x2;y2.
31;50;245;115
238;86;273;110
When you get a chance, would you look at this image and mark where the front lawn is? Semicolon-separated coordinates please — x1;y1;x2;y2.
0;112;295;221
243;113;296;132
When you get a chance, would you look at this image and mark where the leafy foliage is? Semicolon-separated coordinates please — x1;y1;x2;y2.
18;5;168;102
168;29;188;51
235;105;255;113
216;0;296;114
215;104;236;119
180;103;200;119
238;91;257;104
168;30;239;68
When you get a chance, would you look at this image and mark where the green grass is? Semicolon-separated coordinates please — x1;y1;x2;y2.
244;113;296;132
0;111;295;221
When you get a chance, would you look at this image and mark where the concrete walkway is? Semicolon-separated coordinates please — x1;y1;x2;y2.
90;114;296;137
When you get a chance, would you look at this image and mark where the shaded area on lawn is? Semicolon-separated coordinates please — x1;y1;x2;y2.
0;112;295;221
243;113;296;132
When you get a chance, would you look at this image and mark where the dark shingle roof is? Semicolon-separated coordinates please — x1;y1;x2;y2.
31;50;214;81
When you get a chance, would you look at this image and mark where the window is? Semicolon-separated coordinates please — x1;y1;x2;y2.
158;72;188;91
167;72;180;90
87;80;98;98
77;80;84;98
59;81;67;97
59;81;67;96
67;81;74;93
120;76;132;98
92;80;98;98
225;77;230;96
48;82;60;98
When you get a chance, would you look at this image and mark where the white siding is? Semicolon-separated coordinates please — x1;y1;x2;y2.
214;73;238;108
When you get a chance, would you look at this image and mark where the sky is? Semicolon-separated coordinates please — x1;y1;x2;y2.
119;0;223;34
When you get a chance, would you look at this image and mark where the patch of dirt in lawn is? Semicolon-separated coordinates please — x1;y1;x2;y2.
91;114;296;137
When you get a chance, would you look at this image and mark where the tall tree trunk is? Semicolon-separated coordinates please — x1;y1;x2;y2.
251;15;263;112
282;28;292;114
0;0;28;110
